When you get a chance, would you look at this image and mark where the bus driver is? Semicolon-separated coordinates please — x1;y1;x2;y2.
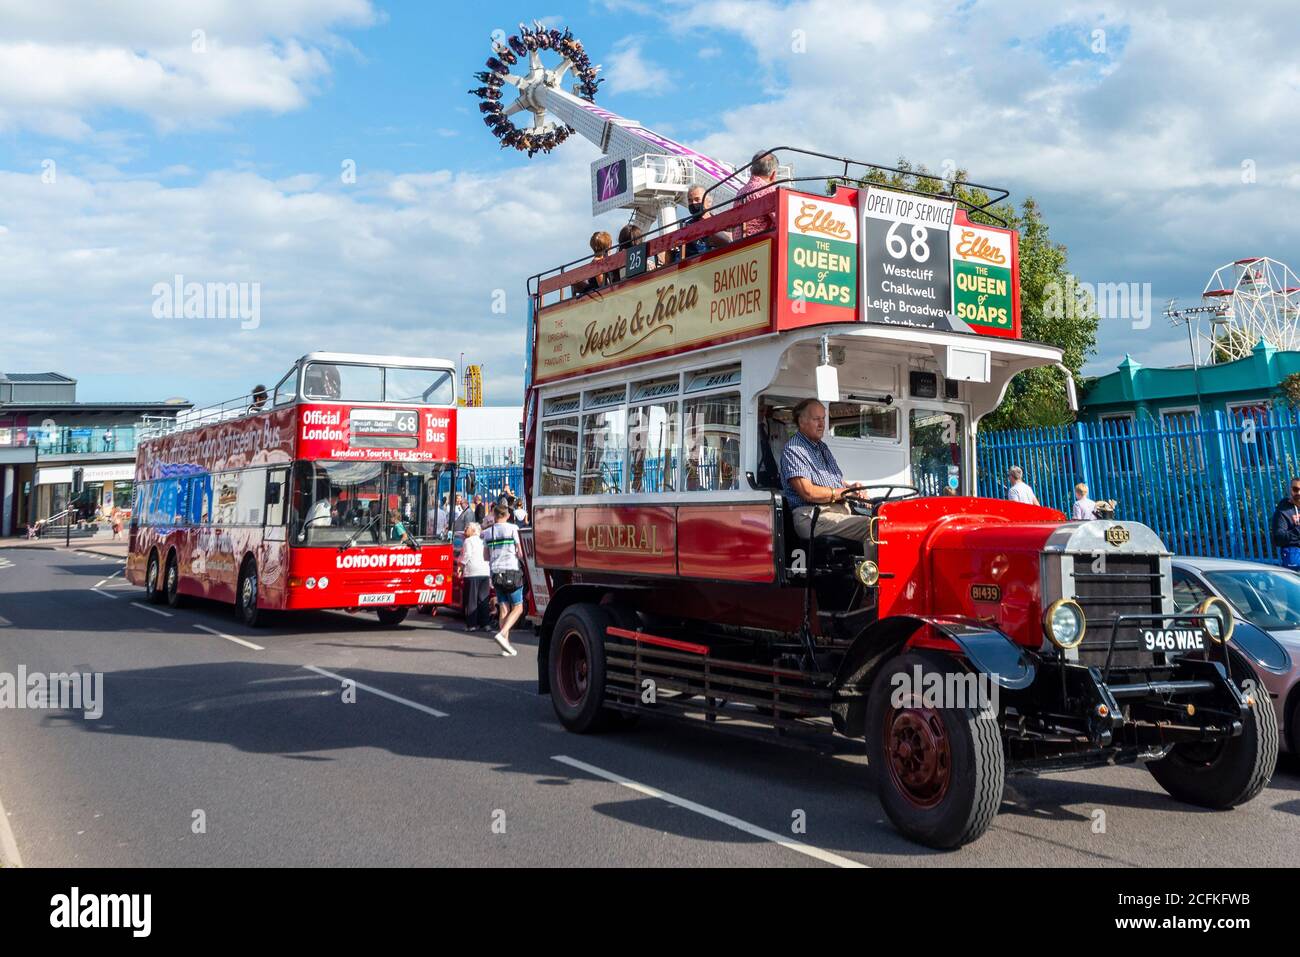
779;398;872;547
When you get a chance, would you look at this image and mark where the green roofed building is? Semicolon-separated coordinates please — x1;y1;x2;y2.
1079;341;1300;430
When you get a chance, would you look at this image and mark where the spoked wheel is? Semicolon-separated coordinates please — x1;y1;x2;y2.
164;553;184;608
144;551;163;604
865;651;1004;849
237;560;262;627
548;604;614;733
1147;651;1278;808
884;708;953;810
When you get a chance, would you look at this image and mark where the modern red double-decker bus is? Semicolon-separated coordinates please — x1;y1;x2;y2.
126;352;460;626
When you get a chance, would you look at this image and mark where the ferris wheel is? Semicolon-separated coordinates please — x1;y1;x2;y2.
1199;257;1300;359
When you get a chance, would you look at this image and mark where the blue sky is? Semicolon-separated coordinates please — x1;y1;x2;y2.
1;0;1298;408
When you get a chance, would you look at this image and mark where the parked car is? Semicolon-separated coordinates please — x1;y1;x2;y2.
1172;557;1300;753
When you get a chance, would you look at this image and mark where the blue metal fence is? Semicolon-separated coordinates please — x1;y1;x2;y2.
977;409;1300;563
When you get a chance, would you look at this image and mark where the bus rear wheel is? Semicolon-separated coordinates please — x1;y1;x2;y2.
549;604;614;733
164;552;185;608
376;608;408;627
864;651;1004;849
144;551;163;604
237;560;263;628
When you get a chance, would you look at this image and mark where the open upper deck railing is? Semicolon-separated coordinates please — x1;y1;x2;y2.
138;388;275;440
528;146;1012;304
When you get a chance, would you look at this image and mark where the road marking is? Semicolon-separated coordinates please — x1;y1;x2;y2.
88;588;117;600
551;755;867;869
194;624;264;651
131;602;173;617
304;665;448;717
94;570;123;588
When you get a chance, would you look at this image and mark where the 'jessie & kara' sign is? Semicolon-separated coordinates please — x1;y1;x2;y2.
535;239;771;382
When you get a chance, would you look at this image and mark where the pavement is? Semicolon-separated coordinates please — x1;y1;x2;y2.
0;545;1297;867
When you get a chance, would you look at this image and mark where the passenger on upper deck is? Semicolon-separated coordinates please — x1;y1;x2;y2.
734;151;779;238
572;231;614;298
677;186;733;260
779;398;873;548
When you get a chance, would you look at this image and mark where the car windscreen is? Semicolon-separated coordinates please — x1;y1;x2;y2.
1205;568;1300;630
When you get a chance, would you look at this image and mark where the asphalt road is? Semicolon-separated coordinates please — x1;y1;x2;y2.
0;545;1297;868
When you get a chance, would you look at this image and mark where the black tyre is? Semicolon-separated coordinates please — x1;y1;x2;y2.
144;550;164;604
1147;653;1278;808
548;604;614;733
376;607;409;627
865;651;1004;849
164;552;185;608
236;559;262;628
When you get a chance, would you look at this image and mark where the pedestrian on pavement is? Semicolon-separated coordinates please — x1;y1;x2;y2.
1006;466;1040;506
1072;483;1098;520
480;502;525;656
1271;477;1300;570
459;522;492;631
110;506;123;541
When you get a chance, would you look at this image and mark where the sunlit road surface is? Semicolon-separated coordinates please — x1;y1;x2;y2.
1;546;1296;868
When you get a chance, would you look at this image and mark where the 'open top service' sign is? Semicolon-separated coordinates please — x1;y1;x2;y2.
860;187;956;329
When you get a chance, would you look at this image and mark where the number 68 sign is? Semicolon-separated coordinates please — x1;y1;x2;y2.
860;187;956;329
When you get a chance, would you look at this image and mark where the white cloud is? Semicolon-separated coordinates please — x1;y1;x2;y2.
0;0;376;136
659;0;1300;374
603;37;673;96
0;149;605;405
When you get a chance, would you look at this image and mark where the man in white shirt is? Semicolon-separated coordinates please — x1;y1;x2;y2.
1072;483;1098;520
1006;466;1040;506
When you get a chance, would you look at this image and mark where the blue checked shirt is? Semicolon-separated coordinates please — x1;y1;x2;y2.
780;430;845;508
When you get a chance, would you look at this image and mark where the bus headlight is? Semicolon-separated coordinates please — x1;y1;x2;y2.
1196;597;1234;644
317;576;329;590
1044;598;1086;650
305;577;316;590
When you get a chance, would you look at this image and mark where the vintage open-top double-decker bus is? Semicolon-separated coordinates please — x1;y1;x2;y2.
516;157;1290;848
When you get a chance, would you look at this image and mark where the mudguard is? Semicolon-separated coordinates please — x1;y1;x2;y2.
1227;619;1292;675
913;616;1037;690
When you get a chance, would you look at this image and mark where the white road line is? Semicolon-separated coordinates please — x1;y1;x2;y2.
551;755;867;869
94;570;122;588
194;624;264;651
131;602;173;617
304;665;448;717
0;790;23;868
88;588;117;600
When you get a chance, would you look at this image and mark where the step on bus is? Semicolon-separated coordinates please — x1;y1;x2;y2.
518;152;1290;848
127;353;462;627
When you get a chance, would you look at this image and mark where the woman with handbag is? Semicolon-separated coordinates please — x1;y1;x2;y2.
458;523;492;632
480;503;525;656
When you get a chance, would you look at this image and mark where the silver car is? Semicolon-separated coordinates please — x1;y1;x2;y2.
1172;556;1300;753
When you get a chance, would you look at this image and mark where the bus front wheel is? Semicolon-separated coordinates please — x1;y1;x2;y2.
237;560;262;627
548;604;614;733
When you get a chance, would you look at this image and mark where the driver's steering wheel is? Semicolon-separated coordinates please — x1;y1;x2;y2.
843;484;921;514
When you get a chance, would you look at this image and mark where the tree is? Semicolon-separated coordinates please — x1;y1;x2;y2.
828;160;1099;429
